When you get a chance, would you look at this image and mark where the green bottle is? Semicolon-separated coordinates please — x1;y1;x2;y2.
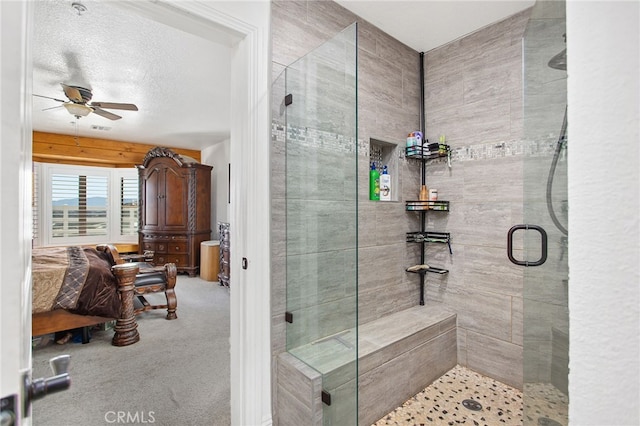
369;163;380;201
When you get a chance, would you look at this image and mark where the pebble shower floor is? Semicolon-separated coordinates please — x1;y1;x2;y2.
372;365;568;426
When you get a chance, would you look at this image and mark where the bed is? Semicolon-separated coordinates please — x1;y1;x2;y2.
32;244;176;346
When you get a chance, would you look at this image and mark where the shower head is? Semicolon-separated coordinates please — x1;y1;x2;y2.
548;48;567;71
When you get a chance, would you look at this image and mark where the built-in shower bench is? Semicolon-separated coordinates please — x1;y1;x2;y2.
277;304;457;426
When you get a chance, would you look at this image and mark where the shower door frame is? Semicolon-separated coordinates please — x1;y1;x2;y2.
521;1;570;425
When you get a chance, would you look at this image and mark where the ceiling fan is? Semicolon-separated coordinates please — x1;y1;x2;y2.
34;83;138;120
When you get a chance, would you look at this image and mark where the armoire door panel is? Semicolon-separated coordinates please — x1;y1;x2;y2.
163;167;188;229
143;168;161;228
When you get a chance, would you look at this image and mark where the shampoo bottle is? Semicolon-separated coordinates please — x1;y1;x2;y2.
419;184;429;209
369;163;380;201
380;165;391;201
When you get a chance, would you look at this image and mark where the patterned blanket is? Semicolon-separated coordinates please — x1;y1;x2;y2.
32;246;121;318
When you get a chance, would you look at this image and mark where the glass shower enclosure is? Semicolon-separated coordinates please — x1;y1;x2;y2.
276;23;359;425
522;1;569;425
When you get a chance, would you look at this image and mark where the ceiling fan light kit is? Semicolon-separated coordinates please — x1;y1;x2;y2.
63;102;92;118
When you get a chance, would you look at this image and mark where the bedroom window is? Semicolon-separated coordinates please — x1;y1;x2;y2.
34;163;139;246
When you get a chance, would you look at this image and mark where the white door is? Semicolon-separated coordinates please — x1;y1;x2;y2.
1;1;34;424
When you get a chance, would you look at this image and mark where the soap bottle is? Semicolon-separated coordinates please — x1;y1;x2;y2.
369;163;380;201
380;165;391;201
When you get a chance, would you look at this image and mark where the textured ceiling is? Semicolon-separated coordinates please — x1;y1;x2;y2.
32;0;232;150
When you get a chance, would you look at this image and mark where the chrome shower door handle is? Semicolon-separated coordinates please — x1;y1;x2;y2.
507;224;548;266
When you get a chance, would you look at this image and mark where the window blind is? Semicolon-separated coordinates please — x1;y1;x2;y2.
120;176;139;236
51;173;109;239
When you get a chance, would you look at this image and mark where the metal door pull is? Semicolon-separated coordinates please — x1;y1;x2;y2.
507;224;548;266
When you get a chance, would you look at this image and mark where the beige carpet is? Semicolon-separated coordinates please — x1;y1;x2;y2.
31;276;230;426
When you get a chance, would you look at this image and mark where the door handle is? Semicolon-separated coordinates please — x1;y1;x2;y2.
507;224;547;266
23;355;71;415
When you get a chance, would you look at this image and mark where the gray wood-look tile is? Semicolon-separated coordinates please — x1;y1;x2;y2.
307;0;358;37
271;315;286;355
462;245;524;297
358;48;404;109
276;385;312;426
466;330;523;389
512;296;523;345
425;71;465;113
358;305;456;374
271;255;286;316
359;329;457;426
271;4;328;68
277;352;321;409
270;199;285;259
457;327;468;366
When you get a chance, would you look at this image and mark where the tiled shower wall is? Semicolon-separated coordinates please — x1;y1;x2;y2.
422;9;533;389
271;0;534;421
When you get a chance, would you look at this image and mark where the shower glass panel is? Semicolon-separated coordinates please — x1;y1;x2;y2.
523;1;568;425
284;23;358;425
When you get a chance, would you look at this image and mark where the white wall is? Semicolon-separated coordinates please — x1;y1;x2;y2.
567;2;640;425
202;139;230;239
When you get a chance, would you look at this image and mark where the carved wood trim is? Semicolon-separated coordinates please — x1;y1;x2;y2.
142;146;184;167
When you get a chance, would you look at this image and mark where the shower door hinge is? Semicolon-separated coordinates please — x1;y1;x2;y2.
285;311;293;323
321;390;332;406
284;94;293;106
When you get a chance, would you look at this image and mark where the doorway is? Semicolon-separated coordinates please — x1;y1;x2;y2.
0;1;271;424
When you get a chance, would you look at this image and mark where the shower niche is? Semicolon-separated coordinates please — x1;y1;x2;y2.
369;138;400;202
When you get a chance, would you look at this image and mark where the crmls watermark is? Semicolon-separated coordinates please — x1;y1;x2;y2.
104;411;156;424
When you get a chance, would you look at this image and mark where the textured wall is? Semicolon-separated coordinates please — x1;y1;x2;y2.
423;9;532;388
567;2;640;425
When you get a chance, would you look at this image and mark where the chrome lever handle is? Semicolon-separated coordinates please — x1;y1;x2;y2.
23;355;72;414
50;355;70;375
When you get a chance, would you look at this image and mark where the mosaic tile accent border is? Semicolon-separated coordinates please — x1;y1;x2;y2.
272;122;359;155
273;122;561;164
449;137;559;162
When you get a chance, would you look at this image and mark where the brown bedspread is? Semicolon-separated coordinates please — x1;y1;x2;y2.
32;246;120;318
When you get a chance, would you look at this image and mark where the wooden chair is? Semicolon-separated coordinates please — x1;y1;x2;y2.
97;244;178;320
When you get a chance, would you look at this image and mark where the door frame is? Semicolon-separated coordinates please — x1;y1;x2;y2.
0;1;272;425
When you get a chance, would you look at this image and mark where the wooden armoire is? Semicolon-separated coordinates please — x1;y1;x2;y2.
137;147;212;277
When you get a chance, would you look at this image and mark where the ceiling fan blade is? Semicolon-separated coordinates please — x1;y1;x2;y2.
61;83;84;103
91;106;122;121
42;105;64;112
90;102;138;111
33;94;67;103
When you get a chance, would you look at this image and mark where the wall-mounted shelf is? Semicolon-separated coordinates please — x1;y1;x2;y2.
406;231;452;254
406;266;449;275
405;144;450;161
406;200;449;211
